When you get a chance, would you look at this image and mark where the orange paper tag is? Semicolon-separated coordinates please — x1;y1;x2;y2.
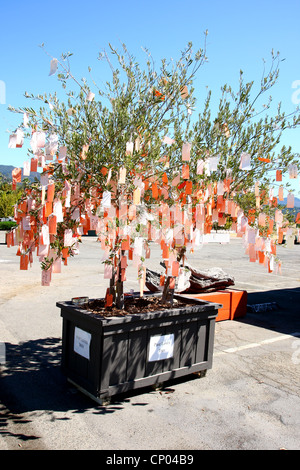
30;158;38;172
20;254;29;270
172;261;179;277
258;156;271;163
162;172;168;184
48;214;57;235
185;181;192;195
121;236;130;251
47;183;55;202
182;164;189;179
152;182;159;199
105;289;113;307
44;201;53;218
278;186;284;201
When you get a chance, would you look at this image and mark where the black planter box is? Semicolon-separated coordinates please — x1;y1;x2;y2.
57;293;220;404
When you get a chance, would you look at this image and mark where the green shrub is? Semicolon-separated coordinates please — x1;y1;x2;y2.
0;221;17;231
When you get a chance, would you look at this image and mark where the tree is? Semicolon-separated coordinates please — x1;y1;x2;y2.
7;40;300;308
0;173;21;218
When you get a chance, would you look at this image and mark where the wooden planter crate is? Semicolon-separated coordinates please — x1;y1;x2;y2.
185;289;247;322
57;294;220;404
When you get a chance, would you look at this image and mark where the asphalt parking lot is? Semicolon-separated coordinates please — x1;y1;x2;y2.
0;231;299;451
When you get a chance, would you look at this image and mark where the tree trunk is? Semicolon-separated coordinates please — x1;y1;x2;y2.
115;250;125;310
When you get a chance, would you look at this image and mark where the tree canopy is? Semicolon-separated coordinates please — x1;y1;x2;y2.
6;40;300;308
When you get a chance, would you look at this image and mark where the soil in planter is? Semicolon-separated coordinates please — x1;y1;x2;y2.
80;296;188;318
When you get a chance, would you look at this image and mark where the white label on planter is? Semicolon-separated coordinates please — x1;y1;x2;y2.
74;327;91;360
148;334;174;362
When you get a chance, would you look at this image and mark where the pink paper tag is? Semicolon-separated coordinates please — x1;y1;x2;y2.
41;270;51;286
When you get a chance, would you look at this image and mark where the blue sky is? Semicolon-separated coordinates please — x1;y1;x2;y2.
1;0;300;194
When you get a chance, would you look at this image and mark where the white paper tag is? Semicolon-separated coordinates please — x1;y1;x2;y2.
148;334;174;362
74;327;91;360
102;190;111;208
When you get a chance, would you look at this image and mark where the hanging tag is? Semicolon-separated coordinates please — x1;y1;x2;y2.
30;158;38;172
12;168;22;189
53;200;64;222
133;187;141;205
52;257;62;273
36;131;46;148
197;160;204;175
287;193;294;208
20;254;29;270
23;113;29;128
180;85;189;100
104;264;113;279
49;58;58;76
59;146;67;160
162;136;175;145
134;237;143;257
278;186;284;201
126;141;134;155
182;142;191;161
209;155;220;171
8;134;17;148
162;172;168;184
171;174;181;187
139;265;146;297
106;168;112;185
41;269;51;286
102;191;111;208
86;92;95;102
182;164;189;179
119;167;126;184
222;123;230;138
151;182;159;199
16;129;24;147
239;152;251;170
80;144;89;160
23;161;30;176
64;229;73;246
47;183;55;202
44;201;53;218
172;261;179;277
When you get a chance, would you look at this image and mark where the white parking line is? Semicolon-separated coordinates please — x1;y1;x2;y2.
214;332;300;356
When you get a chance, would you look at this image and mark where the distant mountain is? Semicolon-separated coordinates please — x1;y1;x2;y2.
0;164;40;182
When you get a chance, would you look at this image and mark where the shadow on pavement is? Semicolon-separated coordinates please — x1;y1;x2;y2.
239;287;300;336
0;337;127;446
